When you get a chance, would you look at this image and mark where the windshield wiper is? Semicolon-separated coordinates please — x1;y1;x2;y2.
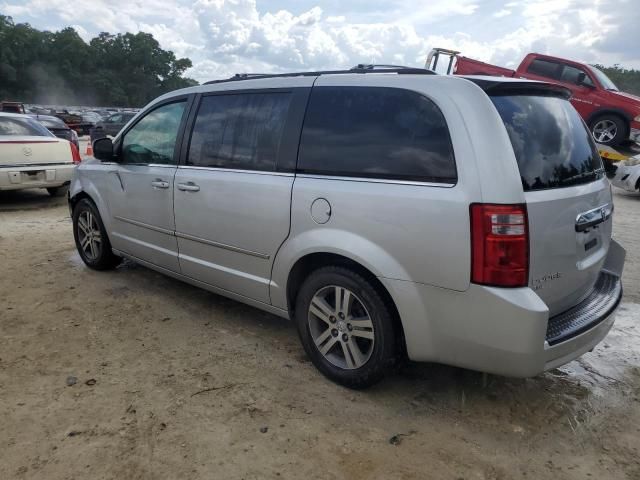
559;171;598;185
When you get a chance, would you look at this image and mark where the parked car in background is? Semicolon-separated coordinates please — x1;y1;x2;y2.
89;112;136;141
1;101;26;114
70;68;625;388
0;112;81;196
30;114;80;150
427;48;640;147
77;112;103;135
610;155;640;192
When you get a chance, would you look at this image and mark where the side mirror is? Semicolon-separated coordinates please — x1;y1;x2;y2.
93;137;115;161
577;73;595;88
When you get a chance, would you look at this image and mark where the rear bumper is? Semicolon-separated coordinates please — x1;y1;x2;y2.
381;240;626;377
0;163;74;191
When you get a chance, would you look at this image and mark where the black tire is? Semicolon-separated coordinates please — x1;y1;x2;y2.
295;266;397;389
47;185;68;197
72;198;121;270
590;114;627;147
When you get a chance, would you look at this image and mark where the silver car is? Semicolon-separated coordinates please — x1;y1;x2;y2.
69;67;626;388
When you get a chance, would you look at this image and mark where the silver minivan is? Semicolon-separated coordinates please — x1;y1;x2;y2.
69;67;625;388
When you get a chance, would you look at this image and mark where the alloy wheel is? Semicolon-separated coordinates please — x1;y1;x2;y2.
307;285;375;370
77;210;102;261
592;119;617;143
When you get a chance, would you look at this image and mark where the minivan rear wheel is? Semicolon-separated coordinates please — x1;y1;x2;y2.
72;198;121;270
295;266;397;389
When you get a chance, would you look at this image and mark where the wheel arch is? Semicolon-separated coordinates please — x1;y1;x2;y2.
69;181;112;230
285;251;407;356
586;108;632;130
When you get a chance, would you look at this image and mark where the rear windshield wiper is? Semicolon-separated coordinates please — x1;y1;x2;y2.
558;170;598;185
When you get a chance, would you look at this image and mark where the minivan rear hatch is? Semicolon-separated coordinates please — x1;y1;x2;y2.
475;80;612;316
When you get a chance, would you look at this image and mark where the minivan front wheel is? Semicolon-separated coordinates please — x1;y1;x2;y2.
295;266;397;389
72;198;121;270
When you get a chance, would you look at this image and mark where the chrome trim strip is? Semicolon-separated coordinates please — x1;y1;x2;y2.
175;231;270;259
113;216;174;236
295;173;455;187
0;162;74;168
177;165;294;177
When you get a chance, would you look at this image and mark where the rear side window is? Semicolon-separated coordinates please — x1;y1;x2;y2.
491;95;603;191
526;59;561;80
187;92;292;171
0;117;53;137
298;87;456;183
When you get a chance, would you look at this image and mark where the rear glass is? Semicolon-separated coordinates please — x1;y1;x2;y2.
0;117;54;137
490;95;603;191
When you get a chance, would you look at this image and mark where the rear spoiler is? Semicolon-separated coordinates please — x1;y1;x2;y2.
463;77;572;100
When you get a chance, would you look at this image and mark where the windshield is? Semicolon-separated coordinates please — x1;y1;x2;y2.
590;66;618;91
491;95;603;191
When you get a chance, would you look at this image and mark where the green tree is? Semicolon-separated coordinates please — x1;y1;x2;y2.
592;64;640;96
0;15;198;107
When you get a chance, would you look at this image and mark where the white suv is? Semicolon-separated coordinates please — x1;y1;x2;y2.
69;67;625;388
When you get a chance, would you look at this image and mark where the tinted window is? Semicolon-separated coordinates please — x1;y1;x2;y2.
298;87;456;182
491;95;603;191
0;116;54;136
121;101;186;165
560;65;594;86
187;93;291;171
527;59;561;79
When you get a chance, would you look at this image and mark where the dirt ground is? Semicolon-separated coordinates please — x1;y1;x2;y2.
1;187;639;480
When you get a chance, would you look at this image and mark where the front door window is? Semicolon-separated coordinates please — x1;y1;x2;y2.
121;101;186;165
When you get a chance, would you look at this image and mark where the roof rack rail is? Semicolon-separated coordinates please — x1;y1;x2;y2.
203;65;436;85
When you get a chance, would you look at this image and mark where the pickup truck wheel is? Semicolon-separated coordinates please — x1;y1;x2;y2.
72;198;121;270
295;266;397;389
590;115;627;146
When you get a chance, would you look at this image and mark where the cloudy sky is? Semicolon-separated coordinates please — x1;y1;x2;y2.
2;0;639;82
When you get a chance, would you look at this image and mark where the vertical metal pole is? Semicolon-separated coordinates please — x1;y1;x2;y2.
447;55;455;75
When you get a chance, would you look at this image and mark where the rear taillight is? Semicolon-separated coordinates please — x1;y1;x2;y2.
470;204;529;287
70;142;81;164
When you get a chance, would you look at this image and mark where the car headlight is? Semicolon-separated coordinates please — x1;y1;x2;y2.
635;115;640;122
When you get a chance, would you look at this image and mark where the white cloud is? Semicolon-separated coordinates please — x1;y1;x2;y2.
493;9;512;18
2;0;639;84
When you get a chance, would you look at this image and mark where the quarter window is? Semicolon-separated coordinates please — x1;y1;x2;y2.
187;92;292;171
121;101;186;165
298;87;456;183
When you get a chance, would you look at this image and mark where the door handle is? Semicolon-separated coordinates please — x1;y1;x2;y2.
177;182;200;192
151;179;170;189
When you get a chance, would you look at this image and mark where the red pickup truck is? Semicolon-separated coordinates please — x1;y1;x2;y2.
427;48;640;147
